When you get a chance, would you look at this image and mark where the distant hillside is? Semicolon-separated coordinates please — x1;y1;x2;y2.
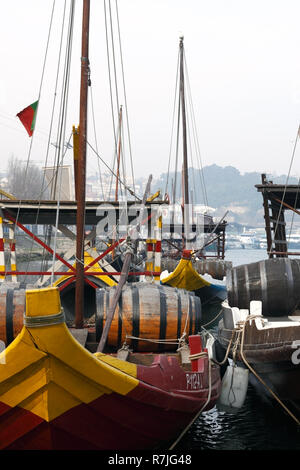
149;165;299;226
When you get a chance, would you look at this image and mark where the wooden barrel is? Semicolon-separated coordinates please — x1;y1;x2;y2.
194;260;232;280
0;282;34;346
227;258;300;316
161;258;232;280
95;282;202;352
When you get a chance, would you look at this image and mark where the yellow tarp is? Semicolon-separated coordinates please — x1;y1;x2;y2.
54;250;117;288
161;258;210;291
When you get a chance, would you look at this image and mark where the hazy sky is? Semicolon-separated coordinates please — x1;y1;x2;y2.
1;0;300;183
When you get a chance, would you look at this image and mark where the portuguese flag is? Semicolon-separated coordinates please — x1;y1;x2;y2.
16;100;38;137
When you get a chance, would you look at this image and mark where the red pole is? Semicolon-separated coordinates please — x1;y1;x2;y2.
4;212;75;272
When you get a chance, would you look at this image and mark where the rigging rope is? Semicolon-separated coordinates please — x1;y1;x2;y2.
120;113;127;199
87;140;142;201
165;39;210;238
185;99;197;212
49;0;76;285
89;85;105;200
184;53;209;210
115;0;136;199
104;0;117;148
165;49;180;199
273;124;300;247
169;353;212;450
219;315;300;426
286;125;300;243
50;133;73;285
13;0;57;281
36;0;69;277
173;96;181;206
287;173;300;242
239;316;300;426
107;0;121;199
30;0;75;285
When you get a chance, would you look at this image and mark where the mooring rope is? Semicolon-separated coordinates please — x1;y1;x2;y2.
239;317;300;426
125;335;180;345
220;315;300;426
200;307;224;328
273;124;300;247
169;353;212;450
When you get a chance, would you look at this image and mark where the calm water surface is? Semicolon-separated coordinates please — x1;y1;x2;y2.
177;249;300;451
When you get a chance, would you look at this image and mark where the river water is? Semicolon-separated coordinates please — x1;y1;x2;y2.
176;249;300;452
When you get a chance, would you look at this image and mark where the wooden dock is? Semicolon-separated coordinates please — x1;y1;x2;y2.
256;173;300;257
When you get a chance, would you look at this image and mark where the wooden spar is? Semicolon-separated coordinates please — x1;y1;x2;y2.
261;175;274;258
97;175;153;353
0;270;161;276
73;126;80;201
96;250;132;352
270;195;300;217
179;36;190;248
75;0;90;329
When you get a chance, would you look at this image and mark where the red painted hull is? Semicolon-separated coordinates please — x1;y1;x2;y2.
0;354;220;450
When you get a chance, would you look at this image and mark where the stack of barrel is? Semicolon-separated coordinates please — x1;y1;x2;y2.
95;282;202;352
226;258;300;317
0;282;34;346
0;281;202;353
161;257;232;280
194;259;232;280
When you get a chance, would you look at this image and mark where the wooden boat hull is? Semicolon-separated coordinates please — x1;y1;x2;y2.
246;360;300;405
0;287;221;450
217;302;300;407
1;362;220;450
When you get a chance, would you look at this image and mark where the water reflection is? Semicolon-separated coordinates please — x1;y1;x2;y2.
176;384;300;450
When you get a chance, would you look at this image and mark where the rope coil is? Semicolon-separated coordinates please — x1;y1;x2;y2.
24;311;65;328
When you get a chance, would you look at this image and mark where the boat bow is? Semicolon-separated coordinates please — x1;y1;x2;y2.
0;286;220;449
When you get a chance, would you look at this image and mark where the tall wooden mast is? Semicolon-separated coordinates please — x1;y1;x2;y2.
75;0;90;328
179;36;190;248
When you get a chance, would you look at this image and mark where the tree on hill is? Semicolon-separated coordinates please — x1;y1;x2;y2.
151;164;299;225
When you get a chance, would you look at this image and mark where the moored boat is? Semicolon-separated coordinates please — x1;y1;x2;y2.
216;258;300;423
0;0;223;450
161;250;227;328
158;37;228;325
0;286;221;450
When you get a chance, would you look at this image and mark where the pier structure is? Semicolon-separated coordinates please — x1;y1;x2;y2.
256;173;300;258
0;198;226;284
0;212;17;282
0;199;164;285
